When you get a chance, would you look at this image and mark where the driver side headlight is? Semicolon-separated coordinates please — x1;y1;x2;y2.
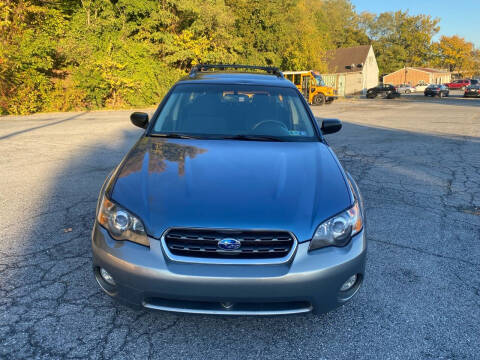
309;202;363;251
97;197;149;247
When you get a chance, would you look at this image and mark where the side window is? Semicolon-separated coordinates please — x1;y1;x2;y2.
294;74;301;85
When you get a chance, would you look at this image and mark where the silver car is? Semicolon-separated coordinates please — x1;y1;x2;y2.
397;84;416;93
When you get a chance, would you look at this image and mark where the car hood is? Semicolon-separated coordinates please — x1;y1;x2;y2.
111;137;352;242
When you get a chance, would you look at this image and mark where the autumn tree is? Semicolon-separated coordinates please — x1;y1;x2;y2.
431;35;478;76
2;0;476;115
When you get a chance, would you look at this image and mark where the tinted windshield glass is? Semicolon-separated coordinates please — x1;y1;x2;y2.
151;84;317;141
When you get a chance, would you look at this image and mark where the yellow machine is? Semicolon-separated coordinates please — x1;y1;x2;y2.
283;71;337;105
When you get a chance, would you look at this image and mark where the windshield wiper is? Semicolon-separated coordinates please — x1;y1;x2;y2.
220;134;286;142
150;133;286;142
149;133;198;139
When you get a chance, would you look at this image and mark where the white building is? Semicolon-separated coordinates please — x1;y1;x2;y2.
322;45;379;96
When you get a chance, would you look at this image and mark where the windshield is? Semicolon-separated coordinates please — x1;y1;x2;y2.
151;84;318;141
313;74;325;86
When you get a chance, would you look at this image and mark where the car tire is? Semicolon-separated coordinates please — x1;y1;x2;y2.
366;93;376;99
312;94;325;106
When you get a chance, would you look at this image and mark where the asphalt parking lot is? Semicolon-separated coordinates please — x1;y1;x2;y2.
1;94;479;359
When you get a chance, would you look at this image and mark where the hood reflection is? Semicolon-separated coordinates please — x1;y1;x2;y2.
118;138;207;178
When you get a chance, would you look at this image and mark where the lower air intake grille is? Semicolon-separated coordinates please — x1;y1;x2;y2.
164;229;295;259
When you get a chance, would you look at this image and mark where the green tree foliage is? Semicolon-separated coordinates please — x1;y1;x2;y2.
360;10;440;74
0;1;476;115
315;0;369;49
0;0;67;114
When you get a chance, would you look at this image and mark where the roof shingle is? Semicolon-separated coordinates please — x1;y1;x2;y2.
325;45;371;73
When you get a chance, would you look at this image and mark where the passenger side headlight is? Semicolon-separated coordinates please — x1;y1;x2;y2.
97;197;149;247
309;202;362;251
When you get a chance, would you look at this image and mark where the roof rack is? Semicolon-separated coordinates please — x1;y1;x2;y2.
189;64;283;78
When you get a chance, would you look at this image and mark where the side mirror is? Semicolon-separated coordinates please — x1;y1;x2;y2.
321;118;342;135
130;112;149;129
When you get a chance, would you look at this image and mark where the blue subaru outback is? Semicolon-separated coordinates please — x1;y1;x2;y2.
92;64;366;315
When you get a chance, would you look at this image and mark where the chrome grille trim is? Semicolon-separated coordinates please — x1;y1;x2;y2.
160;228;298;265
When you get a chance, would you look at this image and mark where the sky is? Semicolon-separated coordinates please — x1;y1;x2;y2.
351;0;480;48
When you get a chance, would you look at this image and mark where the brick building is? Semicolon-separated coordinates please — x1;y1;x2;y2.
382;67;451;86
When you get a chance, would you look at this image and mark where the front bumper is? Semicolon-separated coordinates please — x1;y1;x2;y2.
92;224;366;315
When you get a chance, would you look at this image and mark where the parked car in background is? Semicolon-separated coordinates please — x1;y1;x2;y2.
397;84;416;93
414;82;430;92
366;84;400;99
464;84;480;98
446;79;475;90
424;84;449;97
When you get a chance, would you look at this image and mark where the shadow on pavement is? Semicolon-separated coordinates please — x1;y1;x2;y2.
0;112;88;141
1;120;479;359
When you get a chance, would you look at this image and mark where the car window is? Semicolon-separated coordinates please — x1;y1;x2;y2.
151;84;317;141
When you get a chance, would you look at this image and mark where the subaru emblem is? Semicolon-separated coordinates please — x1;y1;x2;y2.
218;238;241;251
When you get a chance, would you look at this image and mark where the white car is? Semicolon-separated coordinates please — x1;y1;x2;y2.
397;84;416;93
414;83;430;92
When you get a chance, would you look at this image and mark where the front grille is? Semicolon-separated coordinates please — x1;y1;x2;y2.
164;228;295;259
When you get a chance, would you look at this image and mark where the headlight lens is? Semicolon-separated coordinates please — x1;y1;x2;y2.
309;202;362;251
97;197;149;247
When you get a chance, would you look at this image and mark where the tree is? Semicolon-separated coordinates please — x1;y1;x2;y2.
3;0;476;115
360;10;440;74
315;0;369;49
0;0;67;114
431;35;477;76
